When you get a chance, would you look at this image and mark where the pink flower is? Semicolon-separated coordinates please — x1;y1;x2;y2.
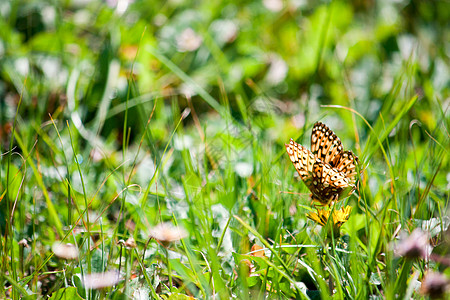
395;229;431;259
420;271;450;299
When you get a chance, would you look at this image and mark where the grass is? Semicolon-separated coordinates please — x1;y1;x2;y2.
0;0;449;299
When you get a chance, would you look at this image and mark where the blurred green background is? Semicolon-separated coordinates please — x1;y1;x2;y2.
1;0;448;131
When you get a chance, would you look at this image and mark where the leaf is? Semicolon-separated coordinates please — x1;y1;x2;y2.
49;287;84;300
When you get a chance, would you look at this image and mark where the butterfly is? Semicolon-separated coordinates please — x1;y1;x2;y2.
285;122;359;205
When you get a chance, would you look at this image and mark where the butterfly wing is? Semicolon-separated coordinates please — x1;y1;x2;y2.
333;150;359;184
312;121;360;183
310;122;344;167
311;161;355;205
285;138;315;191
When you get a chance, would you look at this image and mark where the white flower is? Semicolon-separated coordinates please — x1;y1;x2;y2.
83;271;120;289
52;242;79;260
149;222;188;243
176;28;202;52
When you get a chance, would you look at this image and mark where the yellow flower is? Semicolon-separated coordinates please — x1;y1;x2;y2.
332;205;352;227
307;206;352;228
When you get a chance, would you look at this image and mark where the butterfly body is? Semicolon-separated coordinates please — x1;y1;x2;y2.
285;122;358;205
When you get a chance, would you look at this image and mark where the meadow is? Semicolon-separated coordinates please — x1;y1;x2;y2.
0;0;449;299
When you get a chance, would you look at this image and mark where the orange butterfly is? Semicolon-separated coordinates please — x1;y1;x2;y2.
285;122;359;205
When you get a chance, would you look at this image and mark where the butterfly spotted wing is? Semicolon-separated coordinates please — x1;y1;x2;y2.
310;160;355;205
334;150;359;184
310;122;344;168
311;122;359;183
285;138;315;191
